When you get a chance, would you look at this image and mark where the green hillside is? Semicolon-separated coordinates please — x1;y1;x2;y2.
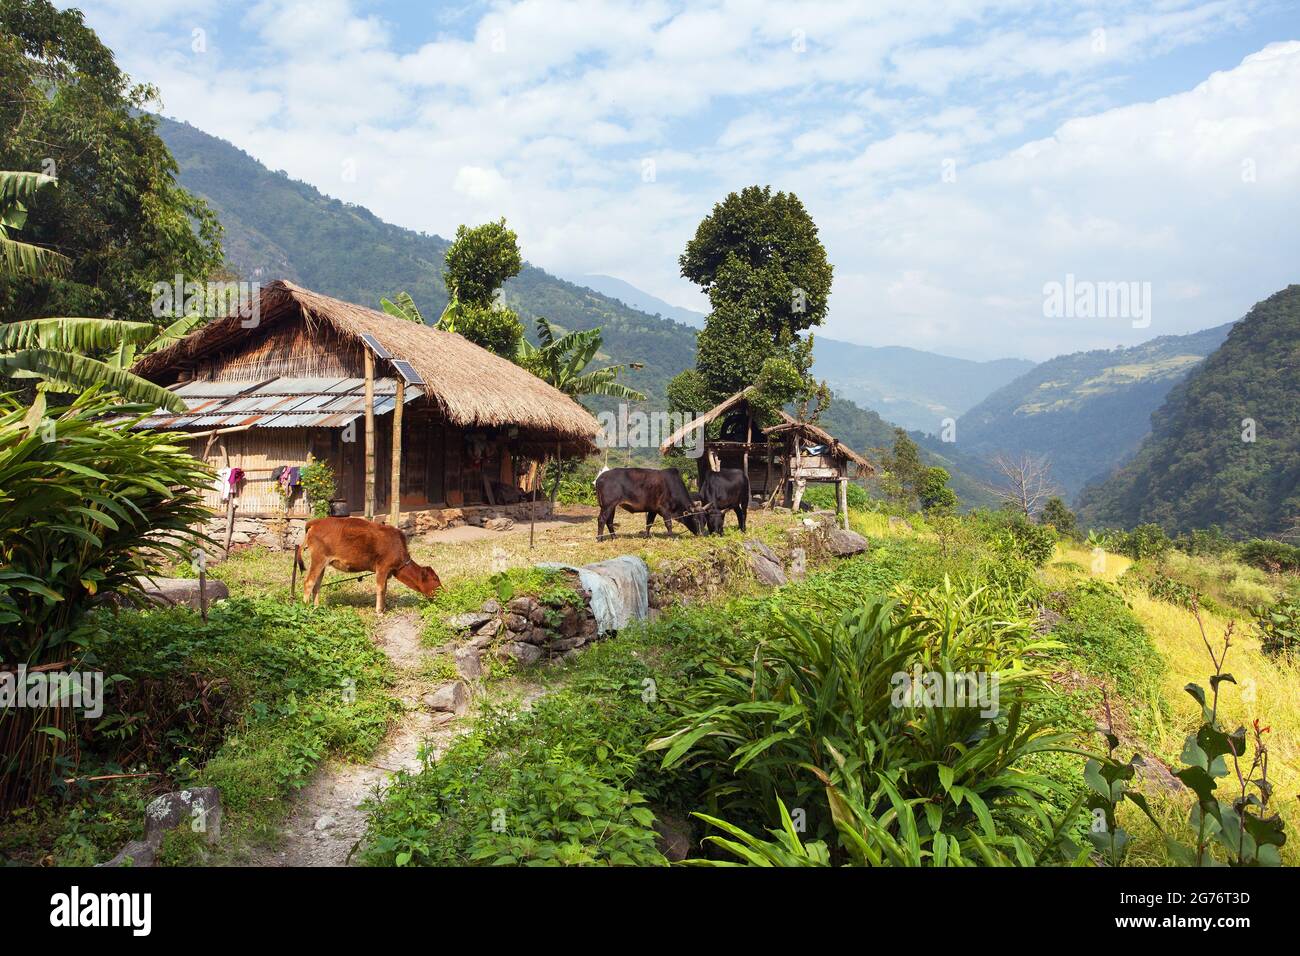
954;323;1233;499
1077;286;1300;537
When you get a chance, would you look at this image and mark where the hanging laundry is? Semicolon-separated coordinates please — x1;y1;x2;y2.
215;467;232;501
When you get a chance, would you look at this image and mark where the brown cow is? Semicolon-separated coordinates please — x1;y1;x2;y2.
295;516;442;614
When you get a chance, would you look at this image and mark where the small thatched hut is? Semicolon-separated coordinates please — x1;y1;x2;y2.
132;281;599;537
658;386;872;528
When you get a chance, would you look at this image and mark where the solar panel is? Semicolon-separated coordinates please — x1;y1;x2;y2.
391;359;425;385
360;333;391;360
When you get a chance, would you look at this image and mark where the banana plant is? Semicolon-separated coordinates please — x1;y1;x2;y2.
380;290;427;324
0;171;69;278
0;318;187;412
516;317;646;401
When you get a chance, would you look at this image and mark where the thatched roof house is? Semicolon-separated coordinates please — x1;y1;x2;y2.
134;280;600;520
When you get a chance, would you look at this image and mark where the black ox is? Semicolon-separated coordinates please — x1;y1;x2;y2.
594;467;702;539
699;467;750;535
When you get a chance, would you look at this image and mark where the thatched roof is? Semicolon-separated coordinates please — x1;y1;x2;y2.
656;386;873;476
134;280;601;451
764;411;874;475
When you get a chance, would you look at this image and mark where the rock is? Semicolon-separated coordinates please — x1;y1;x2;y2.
467;629;496;650
789;547;807;581
495;641;543;666
99;839;157;868
549;636;586;652
507;596;537;615
521;626;550;646
314;815;336;831
484;516;515;531
743;540;786;587
137;578;230;611
144;787;222;845
455;647;484;679
424;681;471;715
528;606;546;626
826;527;869;557
652;811;693;862
504;613;529;632
448;611;494;631
559;605;581;637
481;598;501;614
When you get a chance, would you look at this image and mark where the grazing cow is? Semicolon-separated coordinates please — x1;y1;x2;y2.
700;468;750;534
295;516;442;614
594;467;702;539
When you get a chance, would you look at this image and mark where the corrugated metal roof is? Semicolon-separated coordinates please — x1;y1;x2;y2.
135;377;422;432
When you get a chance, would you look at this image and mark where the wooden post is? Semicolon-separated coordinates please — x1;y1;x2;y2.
837;477;849;531
222;499;237;557
764;436;773;505
389;378;404;525
742;410;751;477
364;349;376;519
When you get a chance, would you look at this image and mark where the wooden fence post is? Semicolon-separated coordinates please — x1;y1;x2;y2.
364;349;376;519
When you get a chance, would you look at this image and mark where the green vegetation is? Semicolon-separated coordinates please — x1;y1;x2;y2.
1079;286;1300;537
0;598;395;863
299;456;337;519
0;0;222;324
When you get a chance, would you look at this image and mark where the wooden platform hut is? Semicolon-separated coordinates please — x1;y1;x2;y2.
658;386;872;529
132;280;600;524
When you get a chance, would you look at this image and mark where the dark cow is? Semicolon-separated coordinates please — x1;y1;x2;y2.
700;468;750;534
594;467;702;539
295;516;442;614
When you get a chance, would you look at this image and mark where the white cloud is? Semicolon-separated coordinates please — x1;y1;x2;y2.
59;0;1296;358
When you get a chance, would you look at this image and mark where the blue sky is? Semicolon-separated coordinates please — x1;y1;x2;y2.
65;0;1300;359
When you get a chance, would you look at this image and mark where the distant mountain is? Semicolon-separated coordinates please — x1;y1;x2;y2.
952;322;1234;500
569;274;706;328
156;115;991;498
1077;287;1300;538
812;342;1034;433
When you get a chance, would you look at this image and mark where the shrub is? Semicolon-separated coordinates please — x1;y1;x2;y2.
801;481;869;511
1039;497;1077;538
0;390;209;810
1239;538;1300;574
968;509;1057;566
650;588;1076;865
1113;523;1171;561
299;456;337;518
1256;597;1300;657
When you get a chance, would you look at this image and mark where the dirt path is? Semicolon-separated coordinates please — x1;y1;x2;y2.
248;612;447;865
251;611;546;866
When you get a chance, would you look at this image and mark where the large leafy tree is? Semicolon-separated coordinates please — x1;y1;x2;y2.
439;218;525;357
675;185;833;408
0;172;186;410
0;0;223;323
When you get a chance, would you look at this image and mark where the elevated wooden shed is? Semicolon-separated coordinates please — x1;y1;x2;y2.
132;280;600;521
658;387;873;529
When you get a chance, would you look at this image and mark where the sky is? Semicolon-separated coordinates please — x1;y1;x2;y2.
62;0;1300;360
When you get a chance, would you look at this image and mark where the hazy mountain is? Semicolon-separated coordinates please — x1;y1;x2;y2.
812;342;1034;433
1077;287;1299;537
953;322;1234;500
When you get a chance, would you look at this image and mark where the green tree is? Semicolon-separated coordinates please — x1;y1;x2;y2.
444;217;523;308
918;466;958;514
0;171;186;410
878;428;926;509
681;186;833;406
1040;497;1077;537
0;0;223;323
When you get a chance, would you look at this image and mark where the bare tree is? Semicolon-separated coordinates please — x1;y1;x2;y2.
985;452;1058;518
